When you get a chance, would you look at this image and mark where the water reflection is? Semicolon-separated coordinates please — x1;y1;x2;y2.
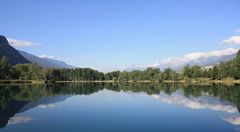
151;90;238;113
223;115;240;125
19;95;71;112
0;83;240;130
7;115;34;126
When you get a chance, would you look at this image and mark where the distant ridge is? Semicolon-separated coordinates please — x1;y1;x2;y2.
0;35;30;65
0;35;74;68
18;50;74;69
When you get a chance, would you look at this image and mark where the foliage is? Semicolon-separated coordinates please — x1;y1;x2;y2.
0;57;11;79
0;49;240;81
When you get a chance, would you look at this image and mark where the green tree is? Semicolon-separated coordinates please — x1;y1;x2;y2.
119;71;129;82
104;71;121;81
183;65;192;78
0;57;11;79
191;65;202;78
211;66;218;80
163;68;175;80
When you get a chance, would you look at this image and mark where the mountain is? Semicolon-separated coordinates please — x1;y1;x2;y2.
18;50;74;69
0;35;74;68
126;48;238;71
0;35;30;65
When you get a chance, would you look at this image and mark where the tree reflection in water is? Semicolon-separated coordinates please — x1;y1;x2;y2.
0;83;240;128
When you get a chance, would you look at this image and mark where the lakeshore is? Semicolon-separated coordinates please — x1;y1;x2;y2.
1;78;240;85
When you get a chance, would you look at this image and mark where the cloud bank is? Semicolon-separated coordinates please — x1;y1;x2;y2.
222;36;240;45
151;48;238;68
7;38;34;47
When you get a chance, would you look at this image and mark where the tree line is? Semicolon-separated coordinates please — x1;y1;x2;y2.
105;49;240;82
0;50;240;82
0;56;104;81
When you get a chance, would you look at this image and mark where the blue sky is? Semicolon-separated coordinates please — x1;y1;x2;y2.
1;0;240;72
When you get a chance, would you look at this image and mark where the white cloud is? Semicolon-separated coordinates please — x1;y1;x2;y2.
38;104;55;109
223;115;240;125
222;36;240;45
7;38;34;47
151;90;238;113
7;115;34;126
151;48;239;68
39;54;58;60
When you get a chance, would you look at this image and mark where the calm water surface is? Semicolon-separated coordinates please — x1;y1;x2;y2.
1;83;240;132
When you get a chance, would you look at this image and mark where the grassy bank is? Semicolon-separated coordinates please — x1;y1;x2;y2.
56;78;240;85
0;78;240;85
0;80;45;85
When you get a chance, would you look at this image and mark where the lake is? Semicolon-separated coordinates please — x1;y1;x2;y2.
1;83;240;132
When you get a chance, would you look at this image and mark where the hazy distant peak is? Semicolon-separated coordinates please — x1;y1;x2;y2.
18;50;74;69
